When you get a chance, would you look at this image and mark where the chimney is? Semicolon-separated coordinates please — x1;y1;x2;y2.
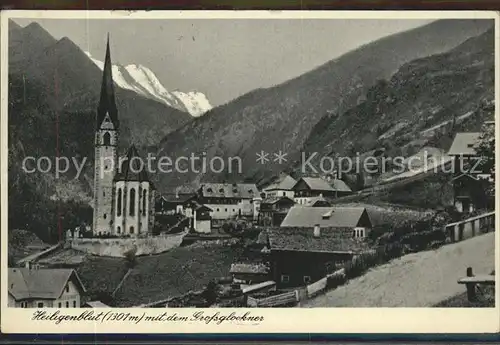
313;224;321;238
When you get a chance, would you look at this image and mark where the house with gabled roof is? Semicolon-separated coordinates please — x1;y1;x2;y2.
8;267;86;308
292;177;352;205
260;226;371;288
280;206;372;239
260;196;296;226
263;173;297;199
448;129;493;214
195;183;261;220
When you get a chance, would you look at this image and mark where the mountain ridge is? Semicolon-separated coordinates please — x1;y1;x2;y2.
153;19;494;191
85;51;212;117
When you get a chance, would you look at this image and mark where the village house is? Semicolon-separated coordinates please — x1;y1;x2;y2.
447;131;492;214
155;192;196;215
448;132;483;174
292;177;352;205
260;226;371;288
263;173;297;199
195;183;261;221
259;196;296;226
184;200;213;234
280;206;373;239
8;267;86;308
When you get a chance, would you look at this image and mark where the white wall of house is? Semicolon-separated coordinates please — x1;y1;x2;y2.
265;189;294;199
195;220;211;233
205;203;242;219
53;280;81;308
354;227;368;239
294;197;314;205
10;280;81;308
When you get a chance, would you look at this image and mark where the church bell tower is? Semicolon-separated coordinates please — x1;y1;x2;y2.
93;36;119;235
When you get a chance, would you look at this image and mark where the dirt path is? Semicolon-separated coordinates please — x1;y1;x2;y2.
303;232;496;307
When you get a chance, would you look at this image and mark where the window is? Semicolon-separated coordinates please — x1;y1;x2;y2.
103;132;111;146
103;213;107;220
117;188;122;216
129;188;136;216
225;208;228;212
37;302;44;308
142;190;147;216
103;190;106;197
281;275;290;283
117;226;121;234
130;226;135;234
73;301;77;308
66;285;69;293
303;276;311;284
282;192;286;196
217;208;220;212
66;302;69;308
20;302;27;308
58;302;62;308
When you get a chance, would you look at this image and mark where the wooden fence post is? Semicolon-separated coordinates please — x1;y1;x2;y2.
466;267;477;302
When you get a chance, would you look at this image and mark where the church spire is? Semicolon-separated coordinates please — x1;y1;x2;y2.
96;34;119;129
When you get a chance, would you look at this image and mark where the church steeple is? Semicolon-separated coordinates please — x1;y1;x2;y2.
96;34;119;129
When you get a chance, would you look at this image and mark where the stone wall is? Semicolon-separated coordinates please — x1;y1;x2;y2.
68;231;187;257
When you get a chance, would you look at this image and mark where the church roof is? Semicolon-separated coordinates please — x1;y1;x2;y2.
96;35;119;130
114;145;150;182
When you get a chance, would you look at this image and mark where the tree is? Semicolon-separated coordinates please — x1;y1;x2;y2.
474;123;495;197
475;124;495;175
124;247;138;269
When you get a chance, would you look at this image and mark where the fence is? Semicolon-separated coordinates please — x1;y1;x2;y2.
247;290;298;307
306;276;328;298
445;211;495;243
16;242;63;267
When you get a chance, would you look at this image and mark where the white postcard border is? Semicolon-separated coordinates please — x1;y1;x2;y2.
1;9;499;334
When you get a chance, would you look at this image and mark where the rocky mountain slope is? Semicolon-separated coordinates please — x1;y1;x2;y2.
299;28;495;181
153;19;493;191
85;51;212;117
8;21;193;149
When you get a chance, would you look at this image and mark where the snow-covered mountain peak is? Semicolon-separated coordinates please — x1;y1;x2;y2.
85;51;212;117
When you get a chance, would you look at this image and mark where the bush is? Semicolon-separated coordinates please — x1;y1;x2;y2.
124;247;137;269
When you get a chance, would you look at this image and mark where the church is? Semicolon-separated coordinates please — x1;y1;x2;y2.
92;37;156;237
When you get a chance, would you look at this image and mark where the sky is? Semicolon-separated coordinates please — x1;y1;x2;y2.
14;18;432;106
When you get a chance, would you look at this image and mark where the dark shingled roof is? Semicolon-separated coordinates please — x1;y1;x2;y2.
264;174;297;191
281;206;371;228
161;193;196;204
8;268;86;300
295;177;335;192
96;36;119;130
114;145;150;182
267;228;371;253
328;179;352;193
199;183;259;199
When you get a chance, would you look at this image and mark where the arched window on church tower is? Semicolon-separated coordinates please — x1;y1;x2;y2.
142;189;147;216
129;188;136;216
117;188;122;216
103;132;111;146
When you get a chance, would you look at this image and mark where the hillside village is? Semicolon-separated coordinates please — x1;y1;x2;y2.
7;19;496;309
